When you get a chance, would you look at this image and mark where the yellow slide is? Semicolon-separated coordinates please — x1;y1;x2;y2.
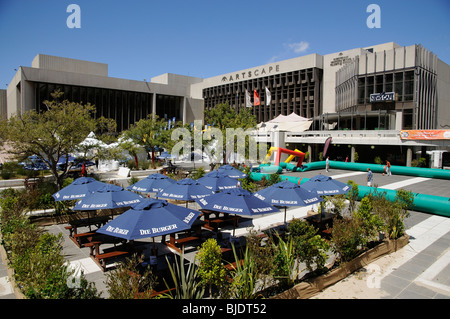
285;149;301;163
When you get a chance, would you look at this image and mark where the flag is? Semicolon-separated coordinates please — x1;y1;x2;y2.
265;87;271;106
254;90;260;106
323;137;332;159
245;90;252;108
81;162;86;177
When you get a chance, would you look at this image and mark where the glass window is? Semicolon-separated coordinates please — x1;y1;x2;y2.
376;75;384;93
403;109;413;129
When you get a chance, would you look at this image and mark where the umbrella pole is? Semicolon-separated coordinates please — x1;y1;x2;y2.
284;207;287;225
152;237;157;256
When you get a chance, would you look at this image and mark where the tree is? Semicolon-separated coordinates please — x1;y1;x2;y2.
122;115;173;168
196;238;227;298
204;102;257;164
0;90;116;189
288;218;330;274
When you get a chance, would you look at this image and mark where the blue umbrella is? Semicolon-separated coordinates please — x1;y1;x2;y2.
196;171;239;192
157;178;214;206
127;173;175;193
196;187;280;236
57;154;77;165
96;198;201;241
213;165;247;179
300;174;350;196
196;188;279;216
52;177;106;201
73;184;144;210
157;151;176;160
254;180;323;224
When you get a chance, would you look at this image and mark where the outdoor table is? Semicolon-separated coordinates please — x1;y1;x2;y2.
166;232;200;253
206;214;240;232
305;211;335;231
68;215;111;235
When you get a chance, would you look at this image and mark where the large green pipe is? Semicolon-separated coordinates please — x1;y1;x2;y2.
330;160;450;179
249;170;450;217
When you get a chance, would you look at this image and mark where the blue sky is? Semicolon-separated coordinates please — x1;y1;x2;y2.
0;0;449;88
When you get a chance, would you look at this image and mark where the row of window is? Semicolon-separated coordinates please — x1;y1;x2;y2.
357;70;415;104
203;68;322;123
34;82;181;132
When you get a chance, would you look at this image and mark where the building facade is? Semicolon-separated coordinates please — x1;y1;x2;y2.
3;42;450;165
5;54;204;132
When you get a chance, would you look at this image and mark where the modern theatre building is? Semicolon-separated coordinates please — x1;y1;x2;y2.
2;41;450;166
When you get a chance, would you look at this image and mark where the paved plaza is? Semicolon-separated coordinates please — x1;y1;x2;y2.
1;165;449;299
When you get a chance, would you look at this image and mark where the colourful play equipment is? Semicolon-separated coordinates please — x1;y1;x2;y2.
250;160;450;217
261;147;305;173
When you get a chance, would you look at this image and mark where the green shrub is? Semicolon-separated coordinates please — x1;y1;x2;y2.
196;238;227;298
354;196;383;242
288;218;329;273
370;189;413;239
105;254;157;299
331;216;366;262
1;191;99;299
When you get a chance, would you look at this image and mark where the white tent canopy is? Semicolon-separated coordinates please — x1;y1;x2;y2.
257;112;313;132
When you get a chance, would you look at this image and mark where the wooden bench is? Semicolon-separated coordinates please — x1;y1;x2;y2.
206;216;239;232
165;235;199;253
321;228;333;239
84;241;102;256
93;250;130;272
70;232;96;247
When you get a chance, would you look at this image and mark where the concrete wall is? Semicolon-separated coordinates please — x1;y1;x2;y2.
32;54;108;77
437;59;450;129
0;89;6;119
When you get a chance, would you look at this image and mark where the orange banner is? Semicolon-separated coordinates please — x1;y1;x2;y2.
400;130;450;140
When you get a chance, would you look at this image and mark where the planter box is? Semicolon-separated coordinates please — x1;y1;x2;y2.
272;235;409;299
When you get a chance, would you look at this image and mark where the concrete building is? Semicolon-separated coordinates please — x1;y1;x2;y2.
3;42;450;166
6;54;203;131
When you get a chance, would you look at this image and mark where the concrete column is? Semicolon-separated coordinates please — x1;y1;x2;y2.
307;144;312;163
351;146;356;162
152;93;156;118
272;130;287;162
406;147;413;167
182;97;187;124
395;111;403;130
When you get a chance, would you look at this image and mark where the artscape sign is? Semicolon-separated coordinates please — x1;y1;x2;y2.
221;64;280;83
370;92;396;102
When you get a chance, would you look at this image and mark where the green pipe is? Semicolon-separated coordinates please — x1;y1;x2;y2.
357;185;450;217
330;161;450;180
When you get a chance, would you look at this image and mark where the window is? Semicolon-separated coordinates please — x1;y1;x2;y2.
404;71;414;101
403;109;413;129
385;73;393;92
375;75;384;93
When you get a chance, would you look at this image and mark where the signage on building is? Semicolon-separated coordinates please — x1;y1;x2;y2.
370;92;396;102
221;64;280;83
330;53;352;67
400;130;450;140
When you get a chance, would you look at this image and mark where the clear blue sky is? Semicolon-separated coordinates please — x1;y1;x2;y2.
0;0;449;88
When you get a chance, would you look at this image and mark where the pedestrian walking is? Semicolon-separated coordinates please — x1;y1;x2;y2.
386;160;391;176
367;168;374;186
326;156;330;172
